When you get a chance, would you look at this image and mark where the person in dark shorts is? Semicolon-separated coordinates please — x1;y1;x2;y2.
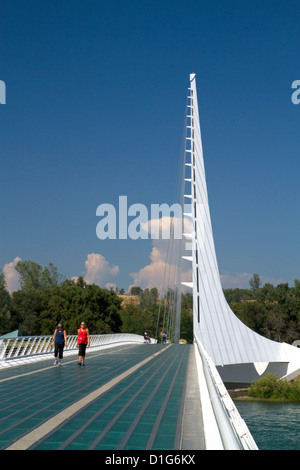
77;322;90;366
51;323;67;366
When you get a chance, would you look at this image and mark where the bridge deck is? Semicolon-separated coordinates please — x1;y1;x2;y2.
0;343;205;450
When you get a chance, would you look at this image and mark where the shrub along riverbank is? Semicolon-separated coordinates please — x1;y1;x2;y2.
232;373;300;402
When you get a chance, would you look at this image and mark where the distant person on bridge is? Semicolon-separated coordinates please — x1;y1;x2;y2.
51;323;67;366
162;332;167;344
77;322;90;366
144;331;150;343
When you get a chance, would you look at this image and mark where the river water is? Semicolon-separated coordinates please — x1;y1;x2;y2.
235;401;300;450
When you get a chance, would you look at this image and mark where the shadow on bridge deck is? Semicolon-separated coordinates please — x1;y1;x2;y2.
0;343;205;450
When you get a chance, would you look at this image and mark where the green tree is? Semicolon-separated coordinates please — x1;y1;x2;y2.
130;286;143;295
0;271;12;335
232;300;266;335
120;301;147;335
120;299;160;339
249;273;261;291
140;287;158;309
14;260;64;291
9;263;123;336
181;292;193;310
180;309;193;343
248;373;300;401
11;288;42;336
39;281;122;335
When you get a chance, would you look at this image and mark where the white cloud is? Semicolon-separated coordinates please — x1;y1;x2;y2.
84;253;119;287
2;254;120;293
130;214;194;293
3;257;21;293
140;214;192;240
131;215;288;293
130;241;192;293
130;246;168;290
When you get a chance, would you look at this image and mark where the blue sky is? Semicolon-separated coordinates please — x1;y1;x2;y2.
1;0;300;292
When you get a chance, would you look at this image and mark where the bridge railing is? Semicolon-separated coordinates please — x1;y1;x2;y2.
0;333;153;368
194;335;258;450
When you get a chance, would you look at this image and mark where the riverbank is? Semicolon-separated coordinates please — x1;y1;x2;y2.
228;373;300;402
228;388;250;400
229;388;300;403
228;388;270;401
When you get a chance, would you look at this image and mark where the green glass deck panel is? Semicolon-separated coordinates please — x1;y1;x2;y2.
0;344;192;450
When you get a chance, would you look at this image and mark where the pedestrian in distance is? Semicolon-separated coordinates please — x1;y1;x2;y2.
51;323;67;366
144;331;150;343
162;332;167;344
77;321;90;366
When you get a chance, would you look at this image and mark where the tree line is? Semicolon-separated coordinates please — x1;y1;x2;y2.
0;261;122;337
0;260;193;342
1;263;298;345
224;274;300;344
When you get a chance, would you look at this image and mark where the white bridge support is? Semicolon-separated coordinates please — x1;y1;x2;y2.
180;73;300;450
182;73;300;385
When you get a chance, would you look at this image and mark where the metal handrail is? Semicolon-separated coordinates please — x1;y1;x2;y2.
194;335;258;450
0;333;153;368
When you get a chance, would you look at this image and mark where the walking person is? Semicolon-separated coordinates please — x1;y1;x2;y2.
51;323;67;366
144;331;150;343
77;321;90;366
